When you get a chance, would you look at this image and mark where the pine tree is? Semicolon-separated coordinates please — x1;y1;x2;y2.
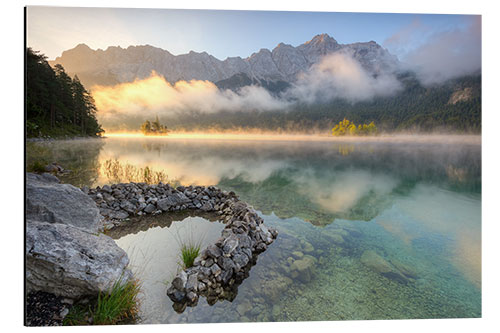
26;48;103;137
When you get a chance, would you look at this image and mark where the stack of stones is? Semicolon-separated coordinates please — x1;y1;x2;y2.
84;182;237;228
166;200;277;312
85;182;278;311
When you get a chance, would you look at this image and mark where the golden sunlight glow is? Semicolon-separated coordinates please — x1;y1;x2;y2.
92;71;284;129
103;132;482;144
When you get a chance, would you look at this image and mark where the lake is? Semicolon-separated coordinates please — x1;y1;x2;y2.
26;134;481;322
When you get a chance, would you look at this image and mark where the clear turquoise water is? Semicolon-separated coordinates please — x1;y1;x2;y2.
27;136;481;322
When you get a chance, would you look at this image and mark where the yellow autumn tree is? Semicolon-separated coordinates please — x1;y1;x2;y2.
331;118;378;136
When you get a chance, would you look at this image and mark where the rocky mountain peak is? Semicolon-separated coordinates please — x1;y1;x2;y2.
306;33;338;46
73;43;92;50
48;33;399;88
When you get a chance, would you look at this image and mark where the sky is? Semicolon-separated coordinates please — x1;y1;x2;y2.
26;6;479;62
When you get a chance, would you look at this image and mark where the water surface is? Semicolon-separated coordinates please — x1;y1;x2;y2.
27;135;481;321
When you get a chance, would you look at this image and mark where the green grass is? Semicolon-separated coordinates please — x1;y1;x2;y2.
27;160;46;173
180;243;201;269
63;304;90;326
63;279;140;326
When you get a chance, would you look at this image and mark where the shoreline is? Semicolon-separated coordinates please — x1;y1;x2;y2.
102;132;481;145
27;136;105;143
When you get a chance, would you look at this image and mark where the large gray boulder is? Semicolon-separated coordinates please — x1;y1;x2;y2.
26;173;101;233
26;220;132;299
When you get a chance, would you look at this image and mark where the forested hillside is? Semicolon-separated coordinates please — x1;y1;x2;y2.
164;73;481;133
26;48;104;137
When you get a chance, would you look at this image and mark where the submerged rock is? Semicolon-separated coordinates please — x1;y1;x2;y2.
26;220;132;299
390;259;418;279
360;250;408;283
291;251;304;259
302;241;314;253
290;255;317;283
360;250;393;273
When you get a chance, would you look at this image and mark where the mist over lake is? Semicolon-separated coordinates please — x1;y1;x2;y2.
27;134;481;322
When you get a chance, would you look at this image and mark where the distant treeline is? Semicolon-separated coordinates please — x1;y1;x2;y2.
26;48;103;137
164;73;481;134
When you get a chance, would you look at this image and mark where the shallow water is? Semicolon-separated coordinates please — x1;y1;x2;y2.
112;215;225;323
27;135;481;321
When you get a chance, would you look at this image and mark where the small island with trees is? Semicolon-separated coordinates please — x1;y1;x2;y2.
332;118;378;136
140;116;169;136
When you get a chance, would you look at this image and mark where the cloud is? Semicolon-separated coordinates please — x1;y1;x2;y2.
93;52;403;129
284;52;402;103
92;72;287;126
386;16;481;85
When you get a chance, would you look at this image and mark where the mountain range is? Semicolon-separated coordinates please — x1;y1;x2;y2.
45;33;480;133
49;33;399;89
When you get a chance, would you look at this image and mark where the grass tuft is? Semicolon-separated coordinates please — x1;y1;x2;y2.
63;279;140;326
27;160;46;173
92;279;140;325
180;243;201;269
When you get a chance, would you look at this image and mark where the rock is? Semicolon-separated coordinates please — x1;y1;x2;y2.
220;268;233;285
200;202;213;211
27;172;60;184
198;282;206;292
291;251;304;259
167;285;185;303
44;163;62;173
109;210;129;220
172;271;188;291
360;250;408;283
302;241;314;253
236;234;252;248
272;304;281;318
236;300;252;316
360;250;394;274
157;192;191;211
26;173;101;233
120;201;136;214
255;243;267;252
290;255;317;283
186;274;198;292
205;244;222;258
232;253;250;271
218;257;236;272
327;233;345;245
204;258;214;267
186;291;198;304
101;185;112;193
260;276;293;302
26;220;132;299
143;203;156;214
222;234;239;255
390;259;418;279
210;264;222;277
60;308;69;318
